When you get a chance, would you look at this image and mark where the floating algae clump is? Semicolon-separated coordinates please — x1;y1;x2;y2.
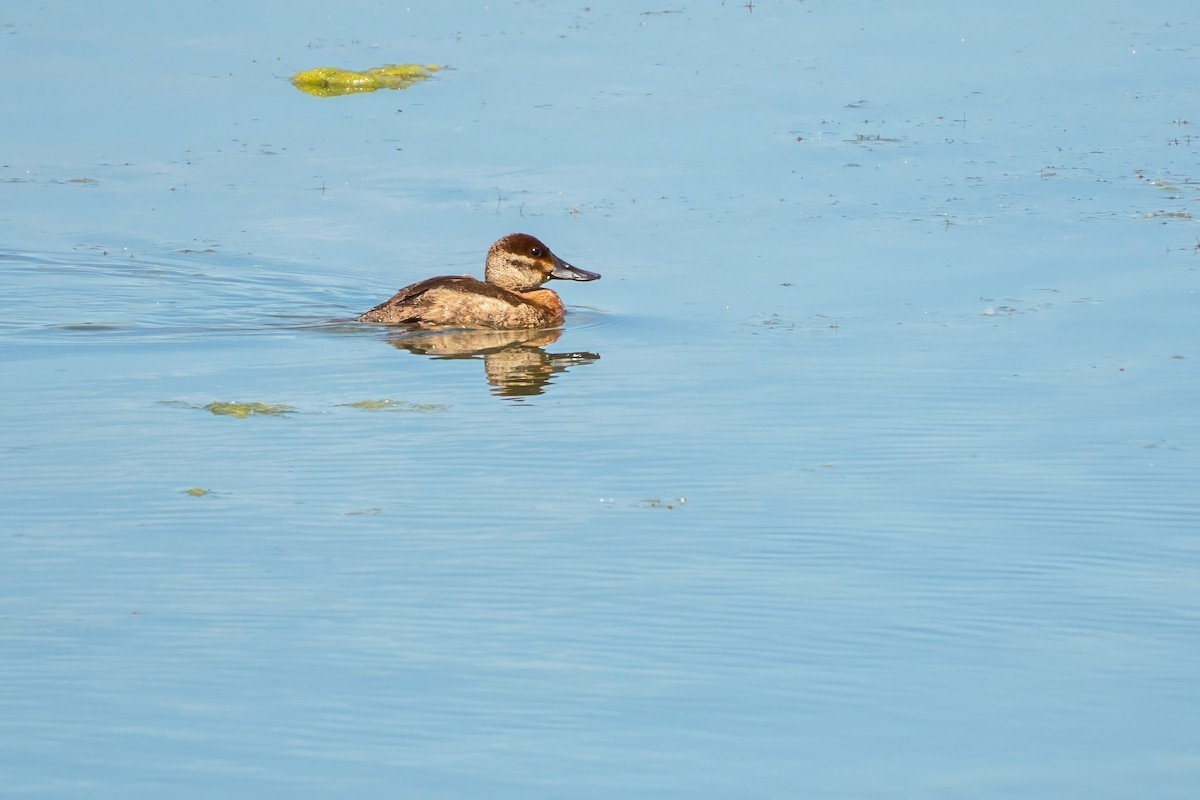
291;63;440;97
341;399;449;412
204;401;294;418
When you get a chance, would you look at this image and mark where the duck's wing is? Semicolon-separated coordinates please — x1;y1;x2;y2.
357;275;528;325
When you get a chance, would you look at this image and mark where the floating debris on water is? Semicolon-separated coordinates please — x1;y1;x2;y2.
340;399;450;412
638;497;688;510
204;401;294;418
183;487;211;497
291;63;440;97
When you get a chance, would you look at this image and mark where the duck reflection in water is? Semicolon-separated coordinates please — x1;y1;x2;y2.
387;327;599;398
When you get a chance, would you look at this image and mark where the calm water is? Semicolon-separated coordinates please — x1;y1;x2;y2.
3;2;1199;797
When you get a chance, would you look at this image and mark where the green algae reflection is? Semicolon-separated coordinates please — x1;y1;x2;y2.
291;63;440;98
204;401;294;419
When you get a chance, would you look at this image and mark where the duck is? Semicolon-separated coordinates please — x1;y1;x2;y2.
357;233;600;329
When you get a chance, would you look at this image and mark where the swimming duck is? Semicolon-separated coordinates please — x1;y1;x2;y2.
357;233;600;329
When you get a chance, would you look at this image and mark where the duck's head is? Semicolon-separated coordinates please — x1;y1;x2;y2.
484;233;601;292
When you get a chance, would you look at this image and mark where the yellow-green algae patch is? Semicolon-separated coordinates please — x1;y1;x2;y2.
340;399;450;412
204;401;294;418
291;63;440;97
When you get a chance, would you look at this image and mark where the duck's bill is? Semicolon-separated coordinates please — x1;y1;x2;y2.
550;257;601;282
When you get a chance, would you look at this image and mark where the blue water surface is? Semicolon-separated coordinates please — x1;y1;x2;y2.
2;1;1199;798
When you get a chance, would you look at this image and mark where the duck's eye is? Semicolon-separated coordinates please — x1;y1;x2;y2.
530;247;543;257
